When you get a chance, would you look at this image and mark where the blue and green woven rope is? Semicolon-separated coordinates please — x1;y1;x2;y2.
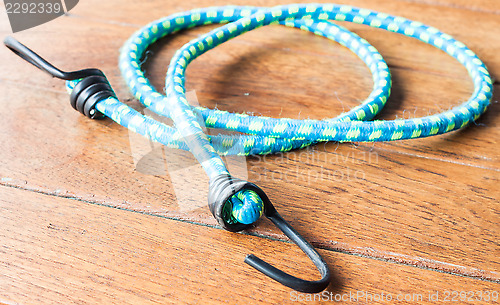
66;4;492;226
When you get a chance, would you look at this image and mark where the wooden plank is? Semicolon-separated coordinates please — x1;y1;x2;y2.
0;186;498;305
2;11;498;172
66;0;500;170
1;31;498;172
4;0;497;80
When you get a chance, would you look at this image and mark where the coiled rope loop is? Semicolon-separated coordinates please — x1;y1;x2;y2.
82;4;492;225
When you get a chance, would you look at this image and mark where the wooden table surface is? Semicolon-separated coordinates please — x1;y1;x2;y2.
0;0;498;304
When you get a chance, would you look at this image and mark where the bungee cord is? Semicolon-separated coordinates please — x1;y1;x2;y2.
5;4;492;293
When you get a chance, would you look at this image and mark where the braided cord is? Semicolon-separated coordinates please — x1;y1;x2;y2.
67;4;492;225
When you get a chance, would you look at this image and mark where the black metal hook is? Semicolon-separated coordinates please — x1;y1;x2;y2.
3;36;103;80
246;204;331;293
208;175;331;293
4;36;114;119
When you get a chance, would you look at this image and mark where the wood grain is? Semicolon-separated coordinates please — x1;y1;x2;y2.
0;0;499;303
0;186;498;305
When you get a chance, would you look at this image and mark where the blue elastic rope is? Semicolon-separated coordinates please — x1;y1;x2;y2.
67;4;492;226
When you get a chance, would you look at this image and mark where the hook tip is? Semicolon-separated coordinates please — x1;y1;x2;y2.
244;253;330;293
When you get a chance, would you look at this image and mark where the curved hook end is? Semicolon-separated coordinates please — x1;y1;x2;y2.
245;252;330;293
4;36;65;79
208;174;331;293
4;36;104;81
244;190;331;293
